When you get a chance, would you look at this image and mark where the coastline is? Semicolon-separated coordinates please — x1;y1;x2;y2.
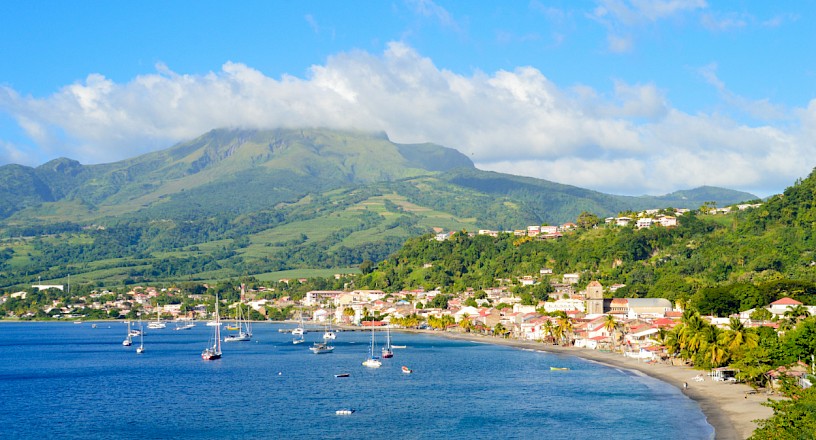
402;329;773;440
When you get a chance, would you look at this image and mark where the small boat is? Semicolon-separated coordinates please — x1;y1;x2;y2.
123;321;133;346
202;293;222;361
550;367;569;371
224;285;253;342
309;341;334;354
174;319;195;331
292;308;306;336
136;324;145;354
362;325;382;368
73;320;82;324
334;373;350;378
147;308;166;329
401;366;412;374
206;320;220;327
91;324;97;329
381;326;393;359
335;409;355;415
391;345;407;349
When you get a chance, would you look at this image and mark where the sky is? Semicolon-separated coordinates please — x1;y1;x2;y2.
1;1;815;197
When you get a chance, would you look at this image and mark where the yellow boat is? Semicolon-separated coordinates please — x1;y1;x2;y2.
550;367;569;371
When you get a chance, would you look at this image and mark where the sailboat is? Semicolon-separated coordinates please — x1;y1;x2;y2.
292;309;306;344
311;312;335;353
323;307;336;340
122;321;133;346
224;285;252;342
174;318;195;331
201;294;222;361
147;307;166;329
136;323;145;354
362;323;382;368
381;325;394;359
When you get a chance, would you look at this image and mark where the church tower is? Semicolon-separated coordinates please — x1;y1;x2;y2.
585;280;604;315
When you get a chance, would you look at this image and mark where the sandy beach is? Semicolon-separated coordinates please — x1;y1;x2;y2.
406;329;773;440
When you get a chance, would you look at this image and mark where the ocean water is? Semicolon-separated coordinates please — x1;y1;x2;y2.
0;323;713;440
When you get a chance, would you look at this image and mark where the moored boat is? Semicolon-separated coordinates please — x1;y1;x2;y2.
202;294;222;361
550;367;569;371
362;324;382;368
401;366;412;374
381;325;393;359
309;341;334;354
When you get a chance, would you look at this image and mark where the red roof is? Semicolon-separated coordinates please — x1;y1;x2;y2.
770;297;802;306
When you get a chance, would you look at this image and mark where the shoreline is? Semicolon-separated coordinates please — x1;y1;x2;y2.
401;329;772;440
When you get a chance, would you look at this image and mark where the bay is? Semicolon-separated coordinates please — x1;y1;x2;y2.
0;322;713;439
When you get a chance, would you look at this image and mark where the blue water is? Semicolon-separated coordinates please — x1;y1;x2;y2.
0;323;713;439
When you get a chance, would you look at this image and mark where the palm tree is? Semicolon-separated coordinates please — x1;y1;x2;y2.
722;317;759;353
602;314;619;352
700;325;729;368
784;305;810;325
541;320;555;344
493;322;507;338
556;316;574;346
458;313;473;332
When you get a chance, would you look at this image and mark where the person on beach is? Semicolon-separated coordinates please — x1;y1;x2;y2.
683;382;688;390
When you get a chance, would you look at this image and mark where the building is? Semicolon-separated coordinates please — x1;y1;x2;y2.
585;281;604;315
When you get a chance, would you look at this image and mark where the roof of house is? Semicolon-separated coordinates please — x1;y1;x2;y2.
770;297;803;306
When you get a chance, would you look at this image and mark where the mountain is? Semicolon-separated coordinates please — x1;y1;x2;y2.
0;128;758;288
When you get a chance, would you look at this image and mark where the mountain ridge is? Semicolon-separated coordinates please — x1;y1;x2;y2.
0;127;761;288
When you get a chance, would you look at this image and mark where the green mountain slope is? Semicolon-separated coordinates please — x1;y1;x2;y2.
357;169;816;316
0;128;759;288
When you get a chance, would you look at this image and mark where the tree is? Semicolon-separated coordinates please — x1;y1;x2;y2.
493;323;507;338
556;316;574;346
576;211;600;229
750;385;816;439
602;314;619;352
722;317;759;354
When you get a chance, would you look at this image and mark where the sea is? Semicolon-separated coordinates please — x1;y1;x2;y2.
0;322;714;440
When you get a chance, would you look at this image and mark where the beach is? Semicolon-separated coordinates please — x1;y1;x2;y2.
411;330;773;440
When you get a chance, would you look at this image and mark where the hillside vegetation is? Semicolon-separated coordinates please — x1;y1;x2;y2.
357;168;816;316
0;128;756;289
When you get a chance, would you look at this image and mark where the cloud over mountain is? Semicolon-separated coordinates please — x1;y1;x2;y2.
0;42;813;196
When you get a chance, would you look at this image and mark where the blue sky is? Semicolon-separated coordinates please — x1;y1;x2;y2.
1;0;814;197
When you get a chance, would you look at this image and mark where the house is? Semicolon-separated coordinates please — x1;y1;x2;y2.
659;216;677;227
636;218;654;229
615;217;632;227
768;297;803;316
608;298;672;318
766;361;813;389
542;298;585;313
563;273;580;285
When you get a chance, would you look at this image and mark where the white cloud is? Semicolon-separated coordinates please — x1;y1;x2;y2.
700;12;748;31
0;41;812;197
591;0;707;52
